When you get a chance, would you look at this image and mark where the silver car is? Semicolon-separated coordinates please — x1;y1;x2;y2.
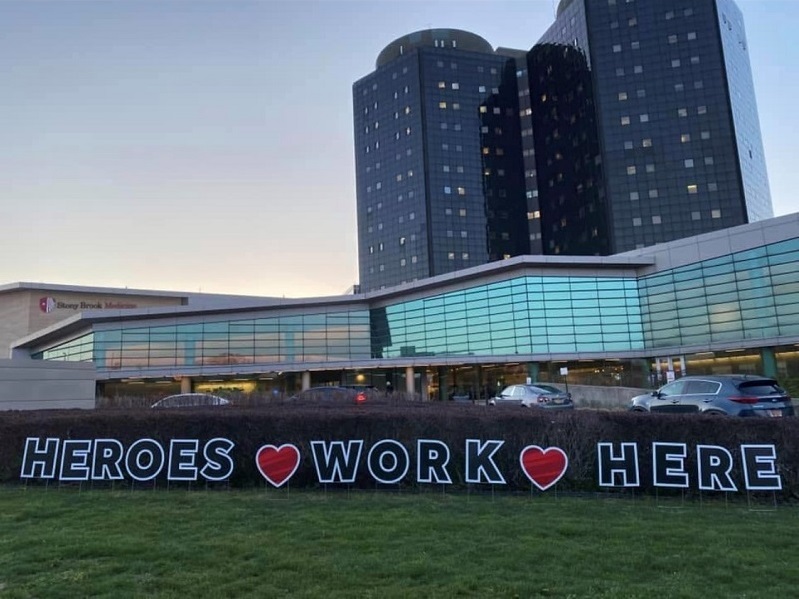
629;375;794;417
489;384;574;409
151;393;230;409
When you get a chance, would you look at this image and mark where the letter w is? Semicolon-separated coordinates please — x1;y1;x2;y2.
311;440;364;483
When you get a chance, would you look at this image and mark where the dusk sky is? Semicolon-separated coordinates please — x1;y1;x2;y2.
2;0;797;298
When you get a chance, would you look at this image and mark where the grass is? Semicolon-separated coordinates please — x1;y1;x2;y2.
0;487;797;598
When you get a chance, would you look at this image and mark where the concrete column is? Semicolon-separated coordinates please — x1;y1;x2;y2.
526;362;539;383
420;369;429;402
180;377;192;394
405;366;415;395
301;371;311;391
761;347;777;378
437;367;449;401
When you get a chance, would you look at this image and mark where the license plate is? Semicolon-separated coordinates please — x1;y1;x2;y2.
552;398;563;404
766;410;783;418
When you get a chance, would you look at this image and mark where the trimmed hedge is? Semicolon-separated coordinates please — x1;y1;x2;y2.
1;401;797;497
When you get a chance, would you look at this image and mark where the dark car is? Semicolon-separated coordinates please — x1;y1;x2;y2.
290;386;368;404
489;384;574;410
629;375;794;417
151;393;230;409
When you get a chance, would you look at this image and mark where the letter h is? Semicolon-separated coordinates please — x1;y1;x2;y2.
21;437;60;479
597;442;640;488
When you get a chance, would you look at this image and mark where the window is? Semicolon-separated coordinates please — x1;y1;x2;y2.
633;65;643;74
642;138;652;147
645;163;655;173
711;209;721;219
704;156;714;165
624;140;634;150
708;182;718;192
697;105;707;115
684;159;694;168
687;32;697;40
636;89;646;98
690;56;700;65
687;184;698;194
444;186;451;194
691;211;700;220
616;67;625;76
457;187;466;195
630;191;640;200
633;217;642;226
631;41;640;50
439;101;447;109
652;215;662;224
627;165;637;175
613;44;622;53
678;108;688;117
701;131;711;140
674;83;684;92
618;91;628;101
668;34;678;44
649;189;659;198
681;133;691;143
672;59;681;68
452;82;460;90
621;116;631;125
438;81;446;89
639;113;649;123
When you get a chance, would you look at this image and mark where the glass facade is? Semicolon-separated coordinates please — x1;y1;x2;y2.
372;275;643;358
355;5;773;289
640;238;799;348
38;309;372;369
27;229;799;392
546;0;766;253
354;30;526;292
715;0;772;222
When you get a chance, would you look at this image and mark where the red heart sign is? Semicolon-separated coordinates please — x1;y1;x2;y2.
519;445;568;491
256;444;300;488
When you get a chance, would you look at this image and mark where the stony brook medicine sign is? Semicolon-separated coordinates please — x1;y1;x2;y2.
18;437;783;493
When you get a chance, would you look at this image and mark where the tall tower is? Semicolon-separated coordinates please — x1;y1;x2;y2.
534;0;773;253
353;29;527;292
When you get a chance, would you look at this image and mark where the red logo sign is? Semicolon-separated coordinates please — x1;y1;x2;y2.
38;297;56;313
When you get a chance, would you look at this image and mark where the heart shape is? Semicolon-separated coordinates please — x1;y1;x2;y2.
519;445;568;491
256;444;300;488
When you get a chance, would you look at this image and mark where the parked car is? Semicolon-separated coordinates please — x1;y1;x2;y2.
629;375;794;417
289;386;368;404
151;393;230;409
489;384;574;409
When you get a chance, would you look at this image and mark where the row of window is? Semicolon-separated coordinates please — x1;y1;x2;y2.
41;239;799;366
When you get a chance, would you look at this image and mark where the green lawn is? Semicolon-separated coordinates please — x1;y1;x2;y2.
0;487;796;598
